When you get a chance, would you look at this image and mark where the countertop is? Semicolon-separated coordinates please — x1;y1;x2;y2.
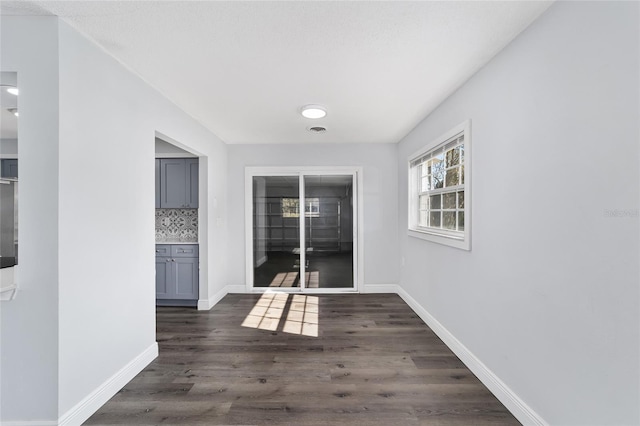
155;242;199;245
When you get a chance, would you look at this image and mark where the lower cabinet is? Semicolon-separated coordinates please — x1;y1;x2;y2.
156;244;199;306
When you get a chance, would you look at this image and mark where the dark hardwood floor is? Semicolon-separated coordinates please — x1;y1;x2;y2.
85;294;520;425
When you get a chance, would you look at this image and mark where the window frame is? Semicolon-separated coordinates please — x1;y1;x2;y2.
407;120;471;250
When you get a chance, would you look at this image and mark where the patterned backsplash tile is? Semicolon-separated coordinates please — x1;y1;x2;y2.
155;209;198;243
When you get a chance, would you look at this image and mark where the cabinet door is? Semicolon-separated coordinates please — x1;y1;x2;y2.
186;159;199;208
160;159;187;208
1;159;18;179
172;257;199;299
155;159;161;208
155;257;173;299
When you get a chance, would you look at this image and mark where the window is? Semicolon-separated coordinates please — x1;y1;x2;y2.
408;120;471;250
282;198;320;218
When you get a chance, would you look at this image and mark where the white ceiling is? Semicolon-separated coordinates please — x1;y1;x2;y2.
2;1;553;145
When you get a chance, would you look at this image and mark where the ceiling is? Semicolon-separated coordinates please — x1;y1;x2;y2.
1;1;553;145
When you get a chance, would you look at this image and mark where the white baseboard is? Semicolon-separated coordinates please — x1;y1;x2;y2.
197;285;227;310
396;286;547;426
57;343;158;426
197;285;246;310
361;284;399;293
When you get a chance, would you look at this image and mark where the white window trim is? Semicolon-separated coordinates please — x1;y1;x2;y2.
407;120;471;251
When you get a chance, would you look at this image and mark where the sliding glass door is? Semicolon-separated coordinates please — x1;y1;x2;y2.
252;176;301;288
248;170;357;292
303;176;353;289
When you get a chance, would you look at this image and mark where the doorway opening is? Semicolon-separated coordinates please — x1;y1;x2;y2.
154;134;207;308
245;167;362;293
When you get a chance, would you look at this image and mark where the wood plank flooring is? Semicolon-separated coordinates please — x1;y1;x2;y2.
85;294;520;425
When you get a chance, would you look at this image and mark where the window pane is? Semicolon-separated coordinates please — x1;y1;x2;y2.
419;194;429;210
445;168;459;187
431;154;445;189
460;144;464;164
419;210;428;227
421;176;430;191
461;165;464;184
420;163;429;177
443;192;456;209
458;211;464;231
446;147;460;168
443;212;456;230
282;198;299;217
458;191;464;209
429;211;441;228
430;194;441;210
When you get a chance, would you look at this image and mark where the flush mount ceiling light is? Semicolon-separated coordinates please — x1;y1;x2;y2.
307;126;327;133
300;105;326;119
1;85;18;96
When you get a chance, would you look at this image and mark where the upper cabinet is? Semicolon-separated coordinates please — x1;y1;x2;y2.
158;158;199;208
155;159;161;208
1;159;18;179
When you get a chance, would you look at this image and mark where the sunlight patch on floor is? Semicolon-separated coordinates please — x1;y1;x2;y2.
305;271;320;288
283;294;319;337
241;292;289;331
269;272;299;287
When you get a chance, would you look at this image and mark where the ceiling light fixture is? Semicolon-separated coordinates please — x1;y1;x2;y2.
301;105;326;119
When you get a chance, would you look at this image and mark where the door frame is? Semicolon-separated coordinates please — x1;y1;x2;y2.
245;166;364;293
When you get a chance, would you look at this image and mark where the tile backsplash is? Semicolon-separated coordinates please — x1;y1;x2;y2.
155;209;198;243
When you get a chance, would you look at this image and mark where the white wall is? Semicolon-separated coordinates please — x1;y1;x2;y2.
0;16;60;422
397;2;639;425
0;16;227;423
155;137;196;157
0;139;18;157
227;143;399;289
56;20;228;418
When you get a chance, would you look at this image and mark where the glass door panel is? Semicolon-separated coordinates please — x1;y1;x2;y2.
304;175;354;289
252;176;301;288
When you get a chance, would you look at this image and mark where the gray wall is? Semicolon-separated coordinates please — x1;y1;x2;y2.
1;16;229;422
227;143;399;288
0;139;18;157
0;16;60;421
57;19;228;417
396;2;639;424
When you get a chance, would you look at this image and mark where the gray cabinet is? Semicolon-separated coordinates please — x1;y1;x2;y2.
155;159;161;208
158;158;198;208
156;244;199;305
1;159;18;179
